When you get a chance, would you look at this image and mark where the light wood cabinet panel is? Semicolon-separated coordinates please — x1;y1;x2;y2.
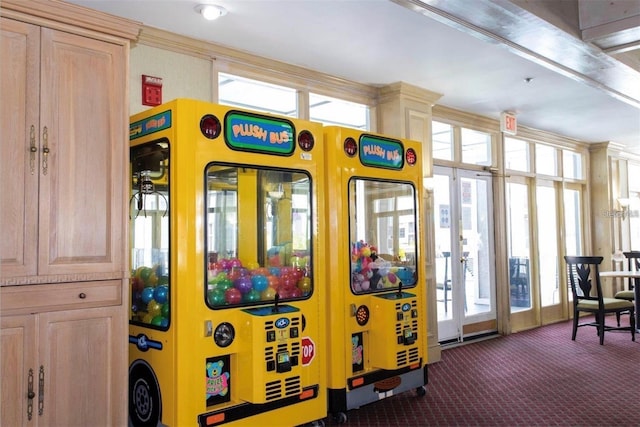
0;18;39;280
39;305;127;426
1;315;37;427
0;17;126;286
1;300;126;427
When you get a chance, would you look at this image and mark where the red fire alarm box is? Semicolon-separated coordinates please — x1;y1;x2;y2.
142;75;163;106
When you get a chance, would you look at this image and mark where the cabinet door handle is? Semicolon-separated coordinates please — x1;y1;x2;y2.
27;368;35;420
38;365;44;416
29;125;37;175
42;127;49;176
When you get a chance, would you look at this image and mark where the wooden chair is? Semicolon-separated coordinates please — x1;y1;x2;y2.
564;255;635;345
614;251;639;325
616;251;639;301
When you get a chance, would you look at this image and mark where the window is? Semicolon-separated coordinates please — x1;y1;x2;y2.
349;179;418;294
564;185;583;256
506;181;531;311
309;93;368;129
461;128;492;166
130;141;170;329
535;144;557;176
432;121;453;161
205;166;313;308
562;150;583;180
218;73;297;116
218;74;370;130
505;137;530;172
629;163;640;249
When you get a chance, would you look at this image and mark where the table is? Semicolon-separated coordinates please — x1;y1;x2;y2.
599;270;640;330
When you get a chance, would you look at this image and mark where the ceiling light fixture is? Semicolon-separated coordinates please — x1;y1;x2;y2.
195;4;227;21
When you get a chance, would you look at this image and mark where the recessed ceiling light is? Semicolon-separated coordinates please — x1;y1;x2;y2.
195;4;227;21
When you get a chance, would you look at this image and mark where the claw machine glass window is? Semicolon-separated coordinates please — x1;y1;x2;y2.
205;165;313;308
349;178;418;294
129;141;170;328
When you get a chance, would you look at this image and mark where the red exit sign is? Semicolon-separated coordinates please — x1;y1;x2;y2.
501;111;517;135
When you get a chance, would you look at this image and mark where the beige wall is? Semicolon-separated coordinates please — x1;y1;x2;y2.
130;43;213;115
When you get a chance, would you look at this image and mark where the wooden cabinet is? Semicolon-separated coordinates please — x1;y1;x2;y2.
1;287;126;426
0;1;139;426
0;15;126;285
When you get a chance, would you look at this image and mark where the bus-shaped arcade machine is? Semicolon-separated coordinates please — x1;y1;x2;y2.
323;127;428;423
127;99;326;426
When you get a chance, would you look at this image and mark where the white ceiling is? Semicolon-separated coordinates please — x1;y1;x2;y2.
67;0;640;156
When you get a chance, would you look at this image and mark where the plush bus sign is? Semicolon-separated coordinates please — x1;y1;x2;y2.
359;134;404;170
224;111;295;155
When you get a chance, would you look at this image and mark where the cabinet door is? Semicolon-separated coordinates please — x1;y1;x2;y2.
0;18;40;280
38;305;127;426
38;28;125;279
1;315;37;427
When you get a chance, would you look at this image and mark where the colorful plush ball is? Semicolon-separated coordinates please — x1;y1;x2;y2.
297;277;312;294
261;286;277;300
269;266;281;276
153;285;169;304
280;275;296;290
387;273;398;285
216;277;233;291
150;315;165;326
207;288;226;306
225;288;242;304
147;300;162;317
234;276;253;294
251;275;269;292
246;261;260;270
289;287;302;298
229;258;242;268
219;258;231;271
268;275;280;288
161;303;169;317
253;267;270;277
243;289;262;303
141;287;155;304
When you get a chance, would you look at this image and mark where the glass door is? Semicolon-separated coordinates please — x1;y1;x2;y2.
433;166;496;343
537;180;564;323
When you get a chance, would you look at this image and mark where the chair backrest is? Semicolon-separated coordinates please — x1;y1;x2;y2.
564;256;604;305
623;251;640;289
624;251;640;271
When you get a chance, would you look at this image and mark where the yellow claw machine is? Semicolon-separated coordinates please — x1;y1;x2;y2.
127;99;326;426
323;127;428;423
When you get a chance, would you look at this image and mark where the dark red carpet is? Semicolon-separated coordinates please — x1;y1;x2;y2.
323;317;639;426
